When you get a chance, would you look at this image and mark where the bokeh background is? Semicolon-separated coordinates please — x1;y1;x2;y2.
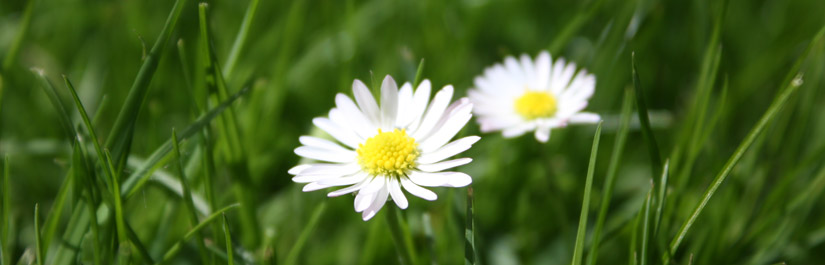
2;0;825;264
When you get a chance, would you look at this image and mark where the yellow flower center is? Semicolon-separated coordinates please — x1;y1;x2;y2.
515;91;557;120
357;129;419;177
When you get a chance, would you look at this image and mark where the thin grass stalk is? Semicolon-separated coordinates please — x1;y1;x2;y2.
2;0;36;70
572;121;603;265
284;201;328;265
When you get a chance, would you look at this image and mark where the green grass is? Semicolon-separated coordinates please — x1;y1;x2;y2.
2;0;825;264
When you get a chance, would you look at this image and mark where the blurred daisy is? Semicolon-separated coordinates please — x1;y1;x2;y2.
290;75;479;221
469;51;600;142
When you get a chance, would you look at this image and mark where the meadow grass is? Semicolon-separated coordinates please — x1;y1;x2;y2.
1;0;825;264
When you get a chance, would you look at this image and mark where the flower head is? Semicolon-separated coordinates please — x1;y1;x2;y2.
469;51;600;142
290;75;479;220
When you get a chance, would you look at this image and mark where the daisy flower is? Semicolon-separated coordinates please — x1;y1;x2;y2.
468;51;600;142
289;75;479;221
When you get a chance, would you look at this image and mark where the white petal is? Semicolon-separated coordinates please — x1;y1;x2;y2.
292;174;339;183
328;179;370;197
407;80;432;129
519;54;537;89
302;182;330;192
313;117;362;149
504;56;525;83
354;191;376;212
388;178;408;209
395;82;415;127
535;125;551;143
552;60;577;94
294;146;355;163
352;79;380;124
288;164;312;175
329;108;372;141
297;163;361;176
418;100;473;152
361;184;389;221
317;172;369;186
359;176;386;195
412;85;454;138
568;112;601;124
417;158;472;172
418;136;480;164
335;94;377;138
380;75;399;129
502;122;537;138
400;178;437;201
535;51;552;89
409;171;472;188
299;136;353;153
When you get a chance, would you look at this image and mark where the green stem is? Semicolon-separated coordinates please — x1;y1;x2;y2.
386;206;417;265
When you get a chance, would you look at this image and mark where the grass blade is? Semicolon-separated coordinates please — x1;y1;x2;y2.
32;70;75;141
34;204;43;265
667;24;825;259
2;0;36;70
159;204;240;263
465;187;476;265
413;58;426;87
631;52;663;179
586;88;633;265
1;156;10;265
72;143;102;265
222;213;234;265
122;86;249;199
40;166;72;255
223;0;260;78
285;201;328;265
171;129;211;263
654;161;670;235
640;182;654;265
105;0;187;172
572;121;603;265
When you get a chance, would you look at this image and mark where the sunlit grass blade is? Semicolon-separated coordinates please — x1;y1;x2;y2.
413;58;425;87
667;24;825;260
159;204;240;263
631;52;662;179
34;204;43;265
586;88;633;265
572;121;603;265
222;213;234;265
285;201;327;265
105;0;187;172
223;0;260;78
122;86;249;198
171;129;211;263
465;187;476;265
72;143;102;265
40;166;71;255
640;182;653;265
2;0;36;70
654;160;669;235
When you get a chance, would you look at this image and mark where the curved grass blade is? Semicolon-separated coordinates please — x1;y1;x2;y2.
413;58;425;87
40;167;72;255
105;0;188;172
33;70;75;141
667;24;825;260
158;204;240;264
171;129;211;263
2;0;36;70
223;0;261;78
631;52;662;179
34;204;43;265
586;89;633;265
72;143;102;265
1;156;10;265
465;187;476;265
122;86;249;199
223;213;234;265
640;182;654;265
572;121;603;265
654;161;670;235
285;201;328;265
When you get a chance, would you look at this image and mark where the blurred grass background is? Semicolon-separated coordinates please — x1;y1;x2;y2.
1;0;825;264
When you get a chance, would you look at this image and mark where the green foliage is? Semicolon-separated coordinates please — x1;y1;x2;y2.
1;0;825;264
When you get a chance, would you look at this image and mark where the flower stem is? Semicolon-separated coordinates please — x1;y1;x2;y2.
386;206;417;265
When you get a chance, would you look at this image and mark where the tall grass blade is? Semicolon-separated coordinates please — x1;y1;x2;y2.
40;167;72;255
33;70;74;140
171;129;211;263
223;0;260;78
654;161;669;235
413;58;426;87
640;182;654;265
33;204;43;265
586;89;633;265
631;52;662;179
1;156;10;265
72;143;101;265
572;121;603;265
222;213;234;265
667;24;825;259
465;187;476;265
105;0;187;172
285;202;328;265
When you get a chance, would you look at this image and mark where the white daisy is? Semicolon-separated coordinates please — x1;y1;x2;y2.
290;75;479;221
468;51;600;142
